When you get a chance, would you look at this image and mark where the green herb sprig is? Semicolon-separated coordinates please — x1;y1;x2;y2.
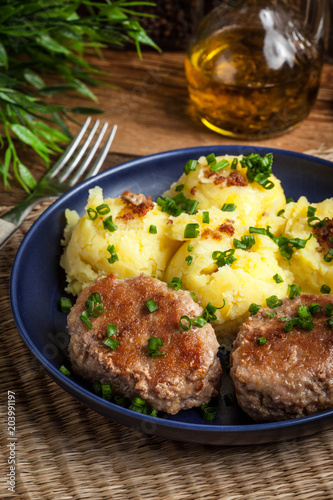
0;0;158;191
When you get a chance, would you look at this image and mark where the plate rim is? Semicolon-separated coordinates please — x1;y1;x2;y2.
10;145;333;441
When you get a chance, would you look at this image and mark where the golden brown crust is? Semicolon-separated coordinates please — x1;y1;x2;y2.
313;219;333;250
230;294;333;421
117;190;154;221
68;274;222;414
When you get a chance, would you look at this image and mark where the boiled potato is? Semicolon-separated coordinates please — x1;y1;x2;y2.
164;226;294;346
163;154;285;225
60;186;180;294
275;196;333;293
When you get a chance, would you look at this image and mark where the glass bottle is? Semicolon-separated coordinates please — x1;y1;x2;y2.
185;0;327;140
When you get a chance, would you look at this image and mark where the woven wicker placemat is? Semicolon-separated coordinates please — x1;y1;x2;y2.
1;148;333;500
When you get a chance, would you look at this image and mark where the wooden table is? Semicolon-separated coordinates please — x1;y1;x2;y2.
1;51;333;500
2;49;333;206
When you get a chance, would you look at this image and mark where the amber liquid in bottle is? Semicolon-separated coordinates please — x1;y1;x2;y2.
185;26;322;139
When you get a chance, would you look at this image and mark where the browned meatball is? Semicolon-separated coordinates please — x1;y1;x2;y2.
230;294;333;422
67;274;221;414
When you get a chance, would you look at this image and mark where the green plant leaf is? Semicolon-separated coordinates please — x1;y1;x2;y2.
0;0;159;190
33;121;70;143
73;79;98;102
36;33;71;55
23;69;45;89
0;42;8;69
70;107;103;114
10;124;52;154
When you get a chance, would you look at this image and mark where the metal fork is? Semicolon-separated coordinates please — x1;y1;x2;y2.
0;117;117;250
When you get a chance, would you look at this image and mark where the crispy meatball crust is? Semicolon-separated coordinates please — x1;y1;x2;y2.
67;274;221;414
230;294;333;422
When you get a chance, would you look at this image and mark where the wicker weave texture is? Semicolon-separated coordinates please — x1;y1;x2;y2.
1;148;333;499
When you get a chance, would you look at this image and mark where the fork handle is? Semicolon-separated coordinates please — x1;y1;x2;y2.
0;219;18;250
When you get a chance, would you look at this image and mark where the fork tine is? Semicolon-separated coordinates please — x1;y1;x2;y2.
57;119;100;183
82;125;118;180
48;116;91;179
68;122;109;187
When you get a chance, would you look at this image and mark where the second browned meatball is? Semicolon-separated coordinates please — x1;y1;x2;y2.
230;294;333;421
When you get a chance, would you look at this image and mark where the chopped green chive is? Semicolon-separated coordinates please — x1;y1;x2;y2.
233;235;255;250
265;311;277;318
249;225;311;262
326;304;333;317
129;397;157;415
266;295;283;309
256;336;267;345
309;303;322;315
328;318;333;328
175;183;184;192
249;226;267;235
190;291;198;303
221;203;236;212
201;404;217;420
277;209;285;217
59;297;72;313
249;303;261;316
191;316;207;328
96;203;111;215
241;152;274;190
288;284;301;299
179;315;192;331
206;153;216;165
85;292;104;318
103;215;118;232
284;318;299;333
231;158;238;170
91;381;102;395
187;244;193;252
157;193;199;217
147;336;165;357
273;274;284;284
149;224;157;234
184;159;198;175
212;249;236;267
202;301;225;322
114;394;126;407
321;284;331;294
80;310;92;329
210;159;229;172
286;197;294;204
87;207;97;220
107;324;118;337
103;337;119;350
107;244;119;264
307;206;317;217
184;223;200;239
202;211;210;224
168;277;182;291
185;255;193;266
324;249;333;263
130;397;146;411
59;365;71;376
145;298;158;313
101;384;112;401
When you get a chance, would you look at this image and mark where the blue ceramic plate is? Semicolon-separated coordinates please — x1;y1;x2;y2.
11;146;333;445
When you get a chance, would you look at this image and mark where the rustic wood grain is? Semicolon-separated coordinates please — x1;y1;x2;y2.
2;50;333;206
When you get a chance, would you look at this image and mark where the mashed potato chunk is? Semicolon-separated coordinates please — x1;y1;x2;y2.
164;224;293;346
275;196;333;294
60;186;180;295
163;154;285;225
